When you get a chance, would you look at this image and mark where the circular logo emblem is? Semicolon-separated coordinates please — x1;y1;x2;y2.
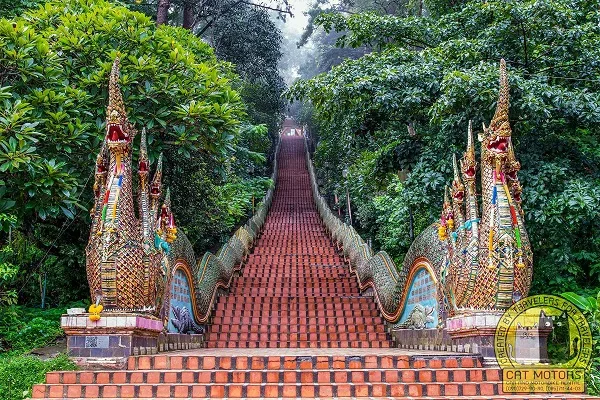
494;294;593;393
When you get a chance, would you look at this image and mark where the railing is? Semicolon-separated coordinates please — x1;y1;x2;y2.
181;137;281;324
303;139;408;324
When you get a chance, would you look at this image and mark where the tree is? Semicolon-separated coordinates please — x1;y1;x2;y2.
0;0;271;305
288;0;600;296
208;5;286;145
152;0;292;32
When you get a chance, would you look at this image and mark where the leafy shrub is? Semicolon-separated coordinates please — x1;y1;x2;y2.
0;304;83;352
3;317;62;352
562;291;600;394
289;0;600;296
0;353;76;400
0;0;274;304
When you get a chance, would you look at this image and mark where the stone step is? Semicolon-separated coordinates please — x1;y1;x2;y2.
204;332;390;342
210;316;385;325
212;310;381;318
43;367;499;385
204;340;393;348
33;381;512;398
208;324;386;333
128;354;480;370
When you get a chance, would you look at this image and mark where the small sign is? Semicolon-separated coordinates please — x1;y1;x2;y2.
85;336;110;348
495;294;592;393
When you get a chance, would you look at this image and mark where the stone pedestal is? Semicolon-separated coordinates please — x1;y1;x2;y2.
61;312;163;369
446;311;504;365
446;310;553;366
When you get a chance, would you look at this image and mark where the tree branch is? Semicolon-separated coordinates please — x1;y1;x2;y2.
239;1;293;15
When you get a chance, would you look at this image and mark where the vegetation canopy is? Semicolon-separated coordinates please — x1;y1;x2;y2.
288;0;600;297
0;0;274;308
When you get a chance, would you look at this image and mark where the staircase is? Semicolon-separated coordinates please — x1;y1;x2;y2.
31;135;595;399
206;136;392;349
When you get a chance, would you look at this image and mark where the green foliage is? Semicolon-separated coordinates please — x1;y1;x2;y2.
561;291;600;394
0;0;278;304
0;353;76;400
216;177;273;235
210;5;286;143
0;305;76;399
288;0;600;294
0;304;76;352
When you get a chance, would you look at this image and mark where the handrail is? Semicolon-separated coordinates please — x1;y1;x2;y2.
303;138;407;324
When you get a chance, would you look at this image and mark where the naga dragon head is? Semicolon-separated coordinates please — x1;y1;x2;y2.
482;59;512;161
150;153;163;200
451;154;465;204
461;120;478;186
106;58;134;151
138;128;150;177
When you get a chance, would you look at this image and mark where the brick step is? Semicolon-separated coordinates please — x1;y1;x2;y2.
42;367;500;385
32;381;511;398
204;340;393;348
238;274;353;279
217;296;374;303
232;277;356;284
228;284;360;291
204;332;390;342
212;310;381;318
252;249;338;255
207;324;386;333
214;302;378;311
129;354;477;370
211;316;385;325
228;289;362;296
239;269;349;275
31;396;596;400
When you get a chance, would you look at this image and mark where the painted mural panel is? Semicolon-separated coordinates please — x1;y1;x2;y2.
397;268;438;329
168;268;204;334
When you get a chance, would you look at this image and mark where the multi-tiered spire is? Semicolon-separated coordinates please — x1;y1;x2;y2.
437;59;532;312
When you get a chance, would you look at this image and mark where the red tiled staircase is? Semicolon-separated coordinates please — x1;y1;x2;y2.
31;136;596;399
206;136;392;348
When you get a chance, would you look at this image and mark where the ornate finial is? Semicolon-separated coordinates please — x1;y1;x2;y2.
140;128;147;155
163;187;171;208
150;153;163;199
452;154;460;181
461;121;477;183
444;185;450;206
139;128;149;174
451;153;465;205
106;58;133;147
467;120;474;153
107;59;126;124
488;59;511;138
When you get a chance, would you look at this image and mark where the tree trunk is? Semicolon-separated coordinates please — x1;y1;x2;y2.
156;0;170;26
183;1;195;30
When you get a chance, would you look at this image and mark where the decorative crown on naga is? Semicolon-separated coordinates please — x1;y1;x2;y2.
86;59;181;314
435;59;533;313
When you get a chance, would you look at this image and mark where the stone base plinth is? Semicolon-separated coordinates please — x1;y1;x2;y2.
158;332;205;352
446;310;504;365
390;328;453;351
61;312;163;368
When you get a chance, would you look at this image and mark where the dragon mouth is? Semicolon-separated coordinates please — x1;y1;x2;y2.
107;123;129;145
453;191;464;202
463;165;476;180
506;170;517;181
487;136;509;154
139;160;149;173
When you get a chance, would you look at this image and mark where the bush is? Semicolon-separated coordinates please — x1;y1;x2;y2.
0;0;273;304
0;353;76;400
0;304;83;352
